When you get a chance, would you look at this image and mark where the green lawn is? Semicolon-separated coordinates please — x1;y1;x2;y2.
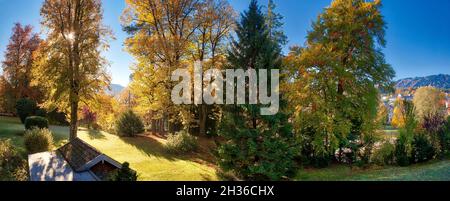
2;116;449;181
296;160;450;181
0;116;218;181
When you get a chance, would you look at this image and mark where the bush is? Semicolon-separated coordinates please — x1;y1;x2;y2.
395;133;411;167
0;140;28;181
115;110;144;137
24;128;54;154
15;98;37;123
166;131;198;153
25;116;49;130
35;108;47;117
441;116;450;156
81;106;97;129
411;134;435;163
372;141;395;166
110;162;138;181
47;110;69;126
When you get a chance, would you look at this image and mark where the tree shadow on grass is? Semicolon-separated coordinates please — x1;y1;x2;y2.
119;135;178;161
80;128;107;140
119;134;218;167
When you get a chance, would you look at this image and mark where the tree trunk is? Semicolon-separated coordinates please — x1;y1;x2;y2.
69;97;78;141
199;105;207;136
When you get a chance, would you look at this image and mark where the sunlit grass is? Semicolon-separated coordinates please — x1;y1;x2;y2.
0;116;218;181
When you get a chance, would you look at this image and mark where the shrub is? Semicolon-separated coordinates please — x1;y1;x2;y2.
25;116;49;130
395;132;411;167
115;110;144;137
15;98;37;123
35;108;47;117
81;106;97;129
372;141;395;166
0;140;28;181
47;110;69;126
394;100;416;166
441;116;450;156
411;133;435;163
24;128;53;154
110;162;138;181
166;131;198;153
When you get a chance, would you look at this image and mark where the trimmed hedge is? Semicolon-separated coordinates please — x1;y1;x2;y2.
25;116;49;130
15;98;37;124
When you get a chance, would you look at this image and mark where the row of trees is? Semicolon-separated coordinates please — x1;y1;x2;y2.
1;0;448;181
392;86;447;128
122;0;410;180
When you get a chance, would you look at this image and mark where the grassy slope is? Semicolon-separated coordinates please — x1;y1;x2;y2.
0;116;218;181
2;116;449;181
296;160;450;181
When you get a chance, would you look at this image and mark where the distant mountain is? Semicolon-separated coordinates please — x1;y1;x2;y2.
106;84;125;96
396;74;450;90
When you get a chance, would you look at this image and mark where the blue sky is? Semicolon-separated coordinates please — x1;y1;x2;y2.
0;0;449;86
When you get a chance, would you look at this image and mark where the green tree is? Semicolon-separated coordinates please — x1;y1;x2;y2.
284;0;395;165
218;0;297;181
395;100;417;166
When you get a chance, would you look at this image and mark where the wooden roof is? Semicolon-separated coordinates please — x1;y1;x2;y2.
58;138;103;172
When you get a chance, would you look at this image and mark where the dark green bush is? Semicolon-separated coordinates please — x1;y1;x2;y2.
47;110;69;126
24;128;54;154
0;140;28;181
439;116;450;156
395;134;411;167
411;134;435;163
25;116;49;130
166;131;198;153
115;110;144;137
35;108;47;117
15;98;37;123
110;162;138;181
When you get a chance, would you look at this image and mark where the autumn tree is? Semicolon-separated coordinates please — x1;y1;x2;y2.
413;86;446;122
1;23;42;112
284;0;395;165
33;0;112;140
122;0;202;130
190;0;235;136
391;97;406;128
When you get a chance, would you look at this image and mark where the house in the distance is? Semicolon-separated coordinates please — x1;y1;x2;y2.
28;138;122;181
446;93;450;116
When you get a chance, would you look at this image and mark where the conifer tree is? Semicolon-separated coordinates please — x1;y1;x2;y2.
218;0;296;181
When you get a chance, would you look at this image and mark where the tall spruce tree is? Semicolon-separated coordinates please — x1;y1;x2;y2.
217;0;296;181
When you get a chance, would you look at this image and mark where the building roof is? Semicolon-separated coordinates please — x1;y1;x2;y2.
28;151;97;181
58;138;103;172
29;138;122;181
